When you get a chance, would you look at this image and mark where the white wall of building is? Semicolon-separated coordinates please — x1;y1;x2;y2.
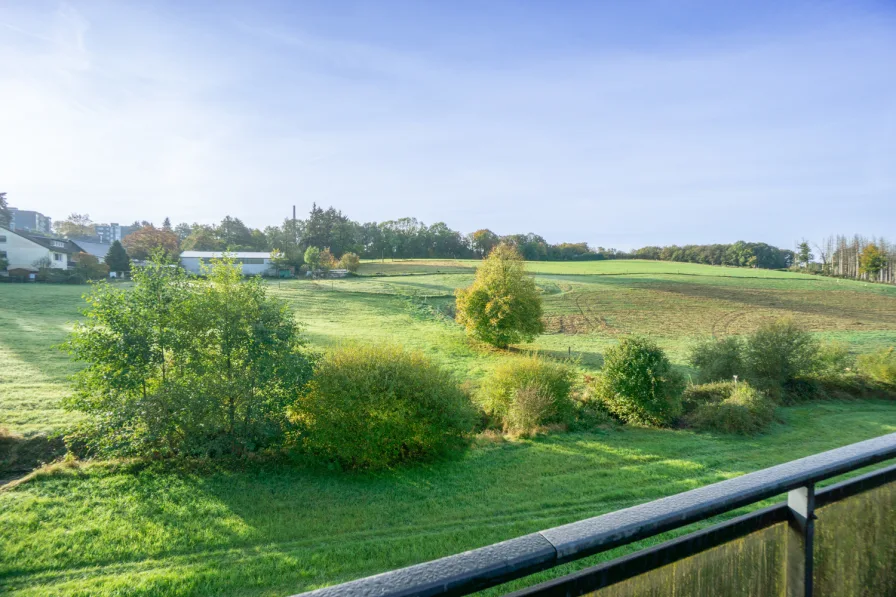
0;229;69;270
180;256;273;276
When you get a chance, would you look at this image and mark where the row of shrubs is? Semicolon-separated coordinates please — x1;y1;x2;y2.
291;319;896;469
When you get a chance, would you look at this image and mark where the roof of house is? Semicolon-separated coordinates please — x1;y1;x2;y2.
2;227;82;254
180;251;271;259
71;240;112;257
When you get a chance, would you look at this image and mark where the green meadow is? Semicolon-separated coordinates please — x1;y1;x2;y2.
1;259;896;596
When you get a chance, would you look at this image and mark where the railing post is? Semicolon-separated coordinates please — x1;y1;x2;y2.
787;483;816;597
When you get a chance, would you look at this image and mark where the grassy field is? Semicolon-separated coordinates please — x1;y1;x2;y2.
1;259;896;596
5;260;895;436
2;405;895;597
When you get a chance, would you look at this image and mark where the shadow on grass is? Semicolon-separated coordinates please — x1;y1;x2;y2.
0;430;65;484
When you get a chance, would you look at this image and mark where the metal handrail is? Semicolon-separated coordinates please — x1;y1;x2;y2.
294;432;896;597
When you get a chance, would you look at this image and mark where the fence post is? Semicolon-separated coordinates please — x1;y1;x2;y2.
787;483;816;597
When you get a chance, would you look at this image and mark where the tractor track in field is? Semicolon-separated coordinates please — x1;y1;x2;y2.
711;310;749;338
573;291;615;334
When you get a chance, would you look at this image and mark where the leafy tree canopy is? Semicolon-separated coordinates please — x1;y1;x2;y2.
455;243;544;348
54;213;95;239
122;225;180;261
860;243;887;280
64;254;313;457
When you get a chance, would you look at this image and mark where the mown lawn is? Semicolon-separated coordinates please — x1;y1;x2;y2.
1;403;895;596
1;260;896;596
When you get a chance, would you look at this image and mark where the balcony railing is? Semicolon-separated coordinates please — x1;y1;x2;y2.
294;432;896;597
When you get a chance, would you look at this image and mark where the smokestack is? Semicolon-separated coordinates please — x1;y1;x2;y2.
292;205;296;222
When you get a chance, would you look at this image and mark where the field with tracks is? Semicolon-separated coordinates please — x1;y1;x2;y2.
1;259;896;596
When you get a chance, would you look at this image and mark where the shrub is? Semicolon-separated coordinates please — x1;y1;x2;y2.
815;341;852;377
688;337;744;383
455;244;544;348
785;372;896;402
744;318;820;392
319;248;338;270
505;385;556;436
688;383;776;435
570;393;614;431
857;347;896;386
338;252;360;273
477;355;576;432
291;344;476;469
592;337;684;426
74;253;110;281
681;381;736;414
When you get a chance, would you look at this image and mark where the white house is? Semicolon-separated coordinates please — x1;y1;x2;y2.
180;251;274;276
0;226;82;275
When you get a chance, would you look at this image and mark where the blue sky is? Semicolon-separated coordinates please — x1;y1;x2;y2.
1;1;894;249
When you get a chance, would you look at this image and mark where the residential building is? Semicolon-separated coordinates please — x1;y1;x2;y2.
9;208;52;234
95;223;121;243
95;223;141;244
180;251;274;276
0;226;81;274
71;240;112;263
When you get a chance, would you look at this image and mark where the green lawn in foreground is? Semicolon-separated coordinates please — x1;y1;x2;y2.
1;403;894;597
0;285;86;435
1;260;896;596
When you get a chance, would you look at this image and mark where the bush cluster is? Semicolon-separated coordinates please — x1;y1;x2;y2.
681;381;736;415
290;344;476;469
591;337;684;426
857;348;896;386
65;255;314;457
687;318;850;398
687;383;776;435
743;319;821;392
689;338;743;384
477;355;576;434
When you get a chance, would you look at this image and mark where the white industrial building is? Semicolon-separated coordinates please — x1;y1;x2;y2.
180;251;274;276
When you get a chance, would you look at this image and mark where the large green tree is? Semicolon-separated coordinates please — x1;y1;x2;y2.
216;216;255;249
65;258;194;455
455;243;544;348
469;229;500;257
64;255;313;457
104;240;130;272
192;256;313;452
181;225;224;251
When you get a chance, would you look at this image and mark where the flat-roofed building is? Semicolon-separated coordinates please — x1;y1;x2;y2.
180;251;273;276
9;208;52;234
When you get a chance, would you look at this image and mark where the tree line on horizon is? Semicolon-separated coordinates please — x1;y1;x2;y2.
26;202;892;280
800;235;895;284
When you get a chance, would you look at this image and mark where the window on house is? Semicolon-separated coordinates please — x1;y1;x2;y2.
0;251;6;259
51;241;65;248
239;258;265;264
53;253;63;262
0;235;6;243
